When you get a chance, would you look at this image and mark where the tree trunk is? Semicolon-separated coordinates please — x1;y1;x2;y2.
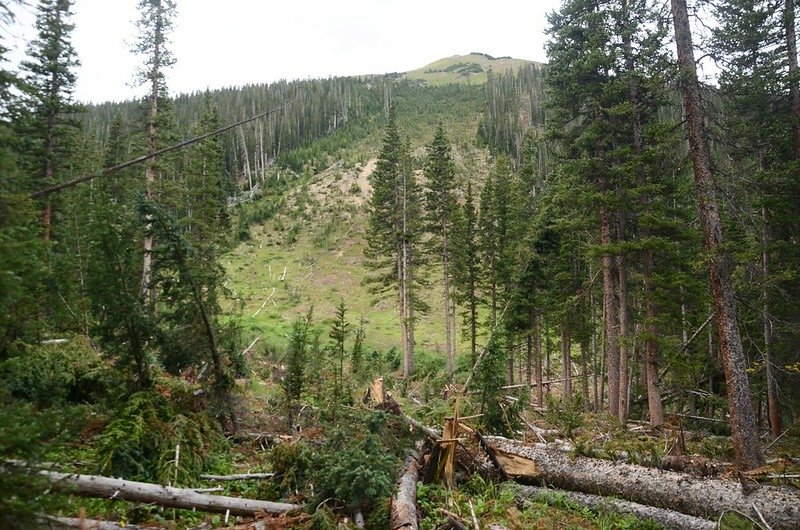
762;207;781;437
561;324;571;397
786;0;800;160
34;469;300;516
600;202;620;419
670;0;765;470
391;452;420;530
484;437;799;529
443;229;454;374
140;32;160;304
616;249;629;422
622;9;663;427
535;315;543;407
513;486;716;530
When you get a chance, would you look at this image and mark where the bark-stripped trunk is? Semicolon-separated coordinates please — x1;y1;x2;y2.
787;0;800;160
762;207;781;436
513;486;716;530
670;0;764;470
30;468;300;516
484;437;799;529
390;452;420;530
600;200;620;419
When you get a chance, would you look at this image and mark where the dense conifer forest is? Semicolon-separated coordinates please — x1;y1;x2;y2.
1;0;799;528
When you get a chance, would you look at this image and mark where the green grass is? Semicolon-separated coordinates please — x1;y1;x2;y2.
223;81;494;359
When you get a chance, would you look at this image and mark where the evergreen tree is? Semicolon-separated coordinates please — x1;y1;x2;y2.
452;180;481;364
19;0;81;241
285;308;312;430
712;0;798;438
134;0;177;303
424;124;458;373
328;301;351;422
670;0;765;470
364;106;424;377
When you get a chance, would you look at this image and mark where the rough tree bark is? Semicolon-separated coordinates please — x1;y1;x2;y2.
599;198;620;419
484;437;798;529
670;0;765;470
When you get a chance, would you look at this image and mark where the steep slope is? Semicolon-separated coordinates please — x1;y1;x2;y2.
224;83;491;355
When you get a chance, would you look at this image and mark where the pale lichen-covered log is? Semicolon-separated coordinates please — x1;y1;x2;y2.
38;469;301;516
390;452;421;530
514;485;716;530
485;436;800;529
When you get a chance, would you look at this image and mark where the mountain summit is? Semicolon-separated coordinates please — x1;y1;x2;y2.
404;52;540;85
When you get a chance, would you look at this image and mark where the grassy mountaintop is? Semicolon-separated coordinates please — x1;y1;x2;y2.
405;52;540;85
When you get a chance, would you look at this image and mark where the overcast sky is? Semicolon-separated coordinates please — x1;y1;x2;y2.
5;0;562;103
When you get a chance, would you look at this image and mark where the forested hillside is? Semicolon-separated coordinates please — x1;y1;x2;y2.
1;0;799;529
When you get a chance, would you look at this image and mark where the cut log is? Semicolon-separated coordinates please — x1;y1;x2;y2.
36;469;301;516
484;436;800;529
199;472;275;481
514;485;716;530
390;451;421;530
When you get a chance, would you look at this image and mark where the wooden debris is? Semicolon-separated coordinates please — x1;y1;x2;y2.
483;436;800;529
514;485;716;530
34;468;301;516
200;472;275;481
390;450;421;530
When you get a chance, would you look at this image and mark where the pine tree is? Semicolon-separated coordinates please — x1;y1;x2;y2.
424;124;458;373
134;0;176;303
19;0;81;242
364;106;424;377
285;309;312;430
670;0;765;470
329;301;351;422
452;180;481;364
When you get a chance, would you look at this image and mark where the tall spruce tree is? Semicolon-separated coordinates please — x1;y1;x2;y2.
20;0;80;242
670;0;765;470
364;106;424;377
134;0;176;303
424;124;458;373
452;180;481;364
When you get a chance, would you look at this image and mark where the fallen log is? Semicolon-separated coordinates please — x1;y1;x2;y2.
390;451;421;530
37;469;301;516
199;472;275;481
484;436;800;529
38;516;156;529
514;485;716;530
